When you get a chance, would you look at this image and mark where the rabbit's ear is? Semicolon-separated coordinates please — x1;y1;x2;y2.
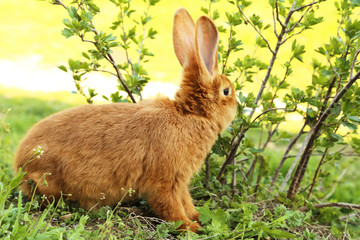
195;16;219;78
173;8;196;67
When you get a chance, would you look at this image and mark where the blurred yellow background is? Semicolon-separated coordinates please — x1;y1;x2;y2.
0;0;339;97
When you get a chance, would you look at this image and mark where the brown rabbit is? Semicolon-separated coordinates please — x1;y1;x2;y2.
14;8;237;232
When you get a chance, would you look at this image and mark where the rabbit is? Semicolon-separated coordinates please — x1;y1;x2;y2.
14;8;237;233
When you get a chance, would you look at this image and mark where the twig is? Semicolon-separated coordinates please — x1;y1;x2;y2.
52;0;66;9
252;107;296;123
286;2;315;33
299;202;360;211
119;4;135;75
222;25;234;74
237;5;274;54
270;122;306;192
137;3;151;66
292;1;320;12
281;28;306;44
350;49;360;80
275;0;285;29
280;126;312;192
339;212;360;221
272;4;279;38
93;68;118;78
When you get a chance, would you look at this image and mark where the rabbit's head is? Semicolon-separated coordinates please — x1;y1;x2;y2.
173;8;237;132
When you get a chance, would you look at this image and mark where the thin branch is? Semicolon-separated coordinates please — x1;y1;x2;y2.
292;1;320;12
272;6;279;38
119;4;135;75
319;75;337;116
237;5;274;54
275;0;285;29
137;3;151;66
80;35;96;45
350;49;360;80
306;146;329;199
286;2;314;33
280;126;312;192
52;0;66;9
299;202;360;211
281;28;306;44
270;122;306;192
252;107;296;123
222;25;234;74
339;212;360;221
285;152;360;159
337;14;344;38
93;69;118;77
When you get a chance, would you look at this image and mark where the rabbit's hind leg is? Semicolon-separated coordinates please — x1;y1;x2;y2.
180;186;200;223
145;183;201;233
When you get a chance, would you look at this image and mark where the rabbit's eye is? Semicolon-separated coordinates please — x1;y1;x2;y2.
223;88;230;96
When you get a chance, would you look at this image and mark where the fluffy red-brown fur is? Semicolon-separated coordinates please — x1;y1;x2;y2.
14;8;237;232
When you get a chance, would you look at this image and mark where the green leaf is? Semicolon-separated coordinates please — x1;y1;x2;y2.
61;28;74;38
197;202;212;224
303;10;324;29
149;0;160;6
342;121;358;131
148;28;158;39
347;115;360;123
250;14;263;29
350;0;360;6
58;65;68;72
212;10;220;20
200;7;209;15
256;36;267;48
225;12;242;26
262;227;296;238
329;133;343;142
292;40;306;62
82;52;90;60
